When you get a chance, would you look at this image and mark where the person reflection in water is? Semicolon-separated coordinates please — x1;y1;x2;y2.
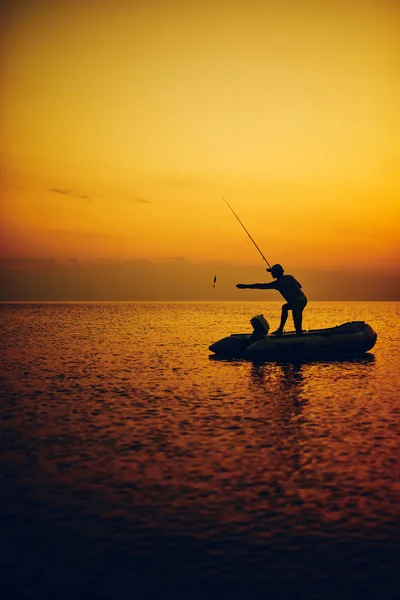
236;264;307;336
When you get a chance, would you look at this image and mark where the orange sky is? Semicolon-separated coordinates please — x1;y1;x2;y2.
1;0;399;299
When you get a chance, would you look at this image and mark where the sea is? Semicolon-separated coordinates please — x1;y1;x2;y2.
1;301;399;599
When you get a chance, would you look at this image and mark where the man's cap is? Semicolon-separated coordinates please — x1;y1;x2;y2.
267;263;284;273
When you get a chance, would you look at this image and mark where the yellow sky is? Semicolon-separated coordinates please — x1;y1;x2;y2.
1;0;399;298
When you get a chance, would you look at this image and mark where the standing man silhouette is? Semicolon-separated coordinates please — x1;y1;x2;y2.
236;264;307;335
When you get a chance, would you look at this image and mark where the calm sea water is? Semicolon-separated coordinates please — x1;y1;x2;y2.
1;301;399;599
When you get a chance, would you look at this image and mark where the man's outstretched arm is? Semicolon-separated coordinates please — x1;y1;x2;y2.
236;282;277;289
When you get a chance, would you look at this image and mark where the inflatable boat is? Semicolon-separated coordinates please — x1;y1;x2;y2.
209;315;377;360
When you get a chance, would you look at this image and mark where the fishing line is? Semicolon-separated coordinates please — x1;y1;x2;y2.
222;197;272;268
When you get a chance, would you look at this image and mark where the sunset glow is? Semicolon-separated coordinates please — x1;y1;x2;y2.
1;0;399;299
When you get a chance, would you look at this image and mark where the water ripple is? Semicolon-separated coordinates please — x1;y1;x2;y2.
0;301;399;598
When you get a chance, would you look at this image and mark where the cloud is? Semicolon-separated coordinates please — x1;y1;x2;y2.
168;256;187;262
50;188;151;205
0;257;57;271
50;188;92;201
1;258;399;301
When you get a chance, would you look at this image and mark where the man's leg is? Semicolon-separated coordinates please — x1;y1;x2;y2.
272;304;289;335
293;305;304;335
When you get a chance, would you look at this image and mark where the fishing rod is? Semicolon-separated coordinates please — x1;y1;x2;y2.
222;197;272;268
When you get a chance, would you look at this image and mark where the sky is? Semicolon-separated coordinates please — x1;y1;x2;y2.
1;0;399;300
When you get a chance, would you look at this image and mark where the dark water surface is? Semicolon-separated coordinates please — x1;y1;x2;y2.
1;301;399;599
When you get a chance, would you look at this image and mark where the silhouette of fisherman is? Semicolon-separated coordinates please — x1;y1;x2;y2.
236;264;307;335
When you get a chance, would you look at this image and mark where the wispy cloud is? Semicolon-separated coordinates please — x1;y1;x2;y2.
134;198;150;204
50;188;92;201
